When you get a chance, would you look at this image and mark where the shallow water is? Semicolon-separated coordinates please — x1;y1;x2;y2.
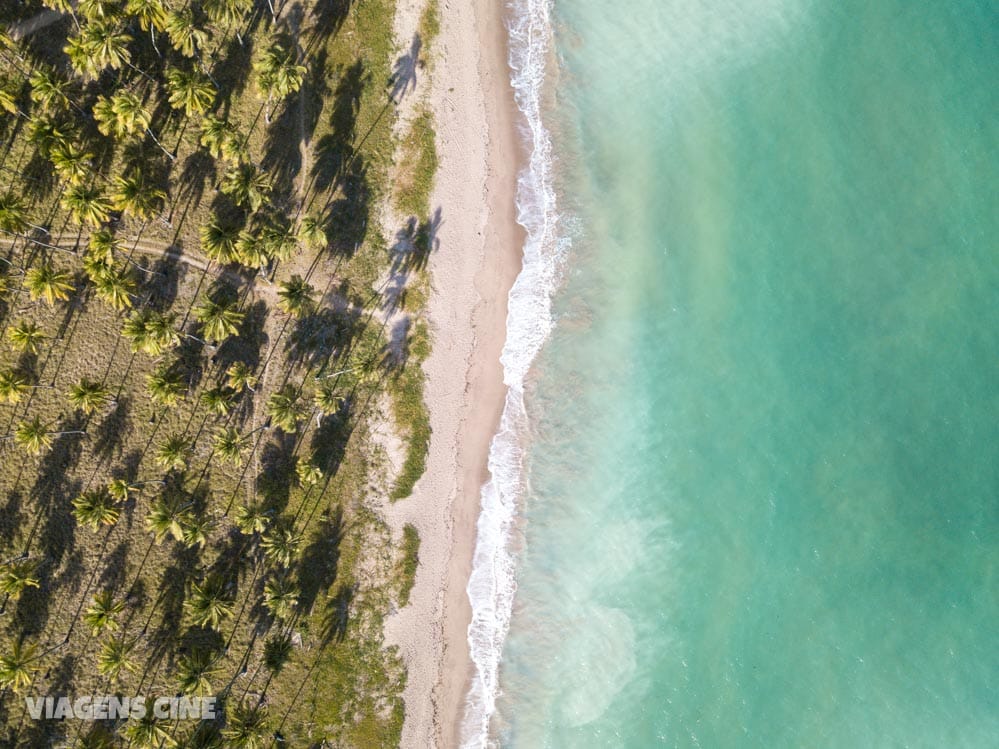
484;0;999;746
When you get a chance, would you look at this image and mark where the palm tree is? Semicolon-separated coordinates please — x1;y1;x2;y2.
66;21;132;78
0;560;40;600
12;417;85;455
203;0;252;31
109;477;160;502
72;489;120;529
111;172;166;221
87;228;121;264
276;275;316;318
122;309;181;356
125;706;177;748
254;39;307;121
146;494;193;543
8;321;48;355
220;163;271;211
77;727;116;749
263;574;298;621
263;632;293;674
78;0;119;21
225;362;257;393
297;213;328;251
266;384;305;432
260;522;302;568
200;386;235;416
29;66;72;112
165;7;208;57
154;434;191;471
195;297;244;342
185;574;233;630
295;457;324;487
175;648;218;696
234;229;270;270
97;637;137;681
0;192;47;235
94;91;174;158
125;0;168;51
27;116;74;158
313;379;343;420
0;640;39;693
24;262;74;305
82;590;125;635
165;67;215;116
49;140;93;186
62;183;113;226
199;115;243;161
234;503;269;535
146;367;186;406
212;426;246;465
92;267;136;311
68;378;112;414
221;702;267;749
181;515;212;548
0;369;29;404
200;215;241;264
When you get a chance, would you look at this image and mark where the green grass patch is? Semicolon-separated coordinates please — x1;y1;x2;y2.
397;523;420;606
394;107;439;219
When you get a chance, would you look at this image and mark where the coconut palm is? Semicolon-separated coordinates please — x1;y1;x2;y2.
0;369;29;404
29;66;72;112
0;640;39;693
87;228;121;264
94;93;144;139
24;262;74;305
92;267;136;311
225;362;257;393
0;560;40;600
97;637;137;681
49;140;92;186
200;386;235;416
68;378;112;414
185;574;233;630
13;417;85;455
82;590;125;635
254;39;306;120
313;379;343;419
295;456;323;487
72;489;120;529
200;215;241;264
212;427;246;465
266;384;305;432
297;213;328;251
125;0;168;52
111;171;166;221
165;7;208;57
62;183;113;227
77;727;116;749
7;321;47;355
108;477;152;502
154;434;191;471
146;367;186;406
27;116;74;157
276;275;316;318
260;522;302;568
263;632;293;674
234;229;271;270
165;67;215;116
203;0;252;29
263;574;298;621
221;702;267;749
66;21;132;78
234;503;269;535
221;163;271;211
181;515;212;548
0;192;46;235
78;0;119;21
125;705;177;748
146;494;193;542
195;297;244;342
122;309;181;355
199;114;243;161
176;648;218;696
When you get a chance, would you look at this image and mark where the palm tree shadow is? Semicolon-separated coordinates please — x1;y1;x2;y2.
389;33;423;103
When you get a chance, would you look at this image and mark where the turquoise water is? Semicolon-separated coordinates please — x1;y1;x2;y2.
492;0;998;746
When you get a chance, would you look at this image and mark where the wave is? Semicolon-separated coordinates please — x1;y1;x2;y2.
460;0;566;746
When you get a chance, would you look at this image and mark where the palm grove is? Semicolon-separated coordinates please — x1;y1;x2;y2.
0;0;427;745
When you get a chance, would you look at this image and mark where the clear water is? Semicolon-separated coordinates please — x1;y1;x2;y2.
490;0;999;746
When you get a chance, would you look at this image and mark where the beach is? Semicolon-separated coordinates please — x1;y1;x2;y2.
383;0;523;746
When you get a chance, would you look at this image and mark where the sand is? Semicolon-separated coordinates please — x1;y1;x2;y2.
381;0;523;747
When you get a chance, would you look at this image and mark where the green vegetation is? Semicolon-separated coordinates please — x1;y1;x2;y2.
0;0;439;744
398;523;421;607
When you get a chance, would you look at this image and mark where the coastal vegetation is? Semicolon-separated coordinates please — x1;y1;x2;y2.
0;0;438;744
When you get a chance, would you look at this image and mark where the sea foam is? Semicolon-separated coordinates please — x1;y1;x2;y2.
460;0;565;745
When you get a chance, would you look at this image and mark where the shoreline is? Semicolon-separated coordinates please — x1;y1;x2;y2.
383;0;524;745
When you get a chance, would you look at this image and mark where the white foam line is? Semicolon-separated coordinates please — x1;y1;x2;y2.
460;0;566;746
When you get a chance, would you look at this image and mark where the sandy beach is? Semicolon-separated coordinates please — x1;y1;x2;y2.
383;0;523;746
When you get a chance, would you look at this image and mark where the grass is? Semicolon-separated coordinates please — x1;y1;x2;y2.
394;107;439;220
388;320;432;501
397;523;421;607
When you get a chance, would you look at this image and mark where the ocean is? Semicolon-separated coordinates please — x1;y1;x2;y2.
463;0;998;747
